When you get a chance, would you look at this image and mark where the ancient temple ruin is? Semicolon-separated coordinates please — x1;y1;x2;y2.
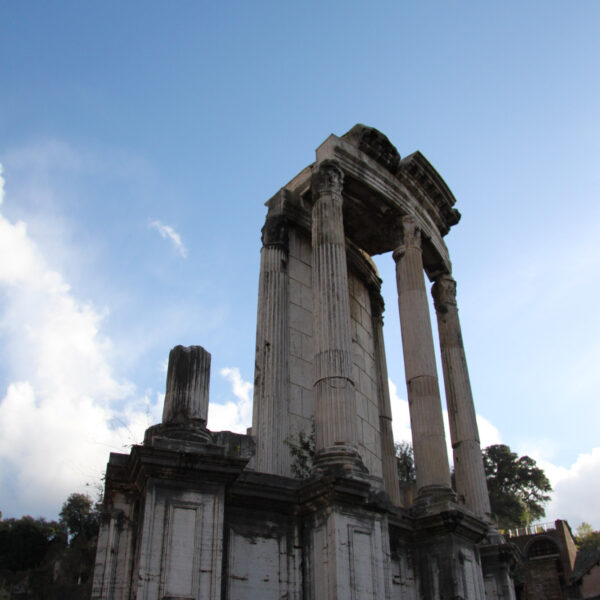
92;125;518;599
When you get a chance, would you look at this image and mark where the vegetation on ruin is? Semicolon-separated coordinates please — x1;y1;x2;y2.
395;441;416;483
284;424;316;478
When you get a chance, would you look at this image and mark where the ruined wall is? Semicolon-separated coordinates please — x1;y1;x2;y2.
283;226;384;479
224;508;302;600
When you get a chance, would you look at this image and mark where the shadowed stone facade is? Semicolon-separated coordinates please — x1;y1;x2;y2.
92;125;518;599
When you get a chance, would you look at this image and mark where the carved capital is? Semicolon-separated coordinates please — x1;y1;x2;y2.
312;160;344;197
392;216;422;261
432;274;457;312
261;215;289;249
402;216;421;248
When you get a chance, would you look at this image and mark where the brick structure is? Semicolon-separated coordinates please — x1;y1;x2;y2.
507;519;578;599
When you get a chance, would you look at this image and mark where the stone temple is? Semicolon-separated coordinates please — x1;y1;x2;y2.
92;125;518;599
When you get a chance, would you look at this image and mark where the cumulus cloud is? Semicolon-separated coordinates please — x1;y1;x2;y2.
545;448;600;529
206;367;253;433
149;219;188;258
0;164;161;518
515;445;600;530
389;378;412;444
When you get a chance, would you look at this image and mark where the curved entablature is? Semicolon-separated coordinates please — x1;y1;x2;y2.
266;125;461;278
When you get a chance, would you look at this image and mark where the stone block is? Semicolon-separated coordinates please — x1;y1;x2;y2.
301;333;313;362
289;384;302;417
289;303;312;336
289;356;312;388
290;328;302;359
288;256;311;287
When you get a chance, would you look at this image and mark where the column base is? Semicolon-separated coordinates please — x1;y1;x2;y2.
312;445;369;477
143;420;213;450
411;484;457;516
480;540;519;600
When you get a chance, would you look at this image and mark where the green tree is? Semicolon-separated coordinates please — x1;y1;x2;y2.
575;522;600;555
0;516;65;572
483;444;552;529
395;441;416;483
59;493;99;541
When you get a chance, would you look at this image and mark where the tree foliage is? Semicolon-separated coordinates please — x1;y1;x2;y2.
483;444;552;529
0;516;65;572
0;492;101;599
395;441;416;483
59;493;99;541
575;522;600;555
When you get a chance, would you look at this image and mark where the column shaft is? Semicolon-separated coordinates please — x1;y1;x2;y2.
311;161;362;470
371;294;402;505
252;216;289;475
393;217;451;492
433;274;491;518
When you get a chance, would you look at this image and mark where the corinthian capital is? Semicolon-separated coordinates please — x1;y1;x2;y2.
402;216;421;248
432;274;457;311
312;160;344;197
392;216;422;262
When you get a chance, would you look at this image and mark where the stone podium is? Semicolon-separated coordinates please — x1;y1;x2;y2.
92;125;517;599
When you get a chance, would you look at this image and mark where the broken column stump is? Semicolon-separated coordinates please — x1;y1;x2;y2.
144;344;213;447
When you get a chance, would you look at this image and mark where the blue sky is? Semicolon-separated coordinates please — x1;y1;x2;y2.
1;1;599;528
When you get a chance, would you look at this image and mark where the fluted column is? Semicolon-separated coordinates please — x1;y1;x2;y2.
163;345;211;425
252;214;289;475
432;274;492;519
311;160;364;472
393;216;451;494
371;291;402;505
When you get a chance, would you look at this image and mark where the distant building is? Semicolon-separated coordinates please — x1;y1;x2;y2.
506;519;600;599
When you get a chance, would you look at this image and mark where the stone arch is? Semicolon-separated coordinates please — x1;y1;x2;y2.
526;536;560;559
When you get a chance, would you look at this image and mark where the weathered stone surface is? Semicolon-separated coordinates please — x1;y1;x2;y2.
163;344;210;424
252;199;290;475
311;160;364;472
433;273;492;521
93;125;518;600
393;216;452;494
342;123;401;175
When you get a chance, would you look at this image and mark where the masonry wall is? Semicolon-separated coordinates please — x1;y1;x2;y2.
284;226;384;479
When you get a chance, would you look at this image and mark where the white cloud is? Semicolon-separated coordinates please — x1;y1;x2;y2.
389;378;412;444
545;448;600;529
207;367;253;434
0;165;161;518
149;219;188;258
476;414;502;448
516;445;600;530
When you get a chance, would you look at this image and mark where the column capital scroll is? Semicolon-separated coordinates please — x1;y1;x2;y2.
432;274;457;312
392;216;422;262
261;215;289;250
312;160;344;197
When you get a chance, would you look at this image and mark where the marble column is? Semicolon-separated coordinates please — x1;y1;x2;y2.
311;160;364;472
371;291;402;505
393;216;451;494
252;211;289;475
432;274;492;519
163;345;211;426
